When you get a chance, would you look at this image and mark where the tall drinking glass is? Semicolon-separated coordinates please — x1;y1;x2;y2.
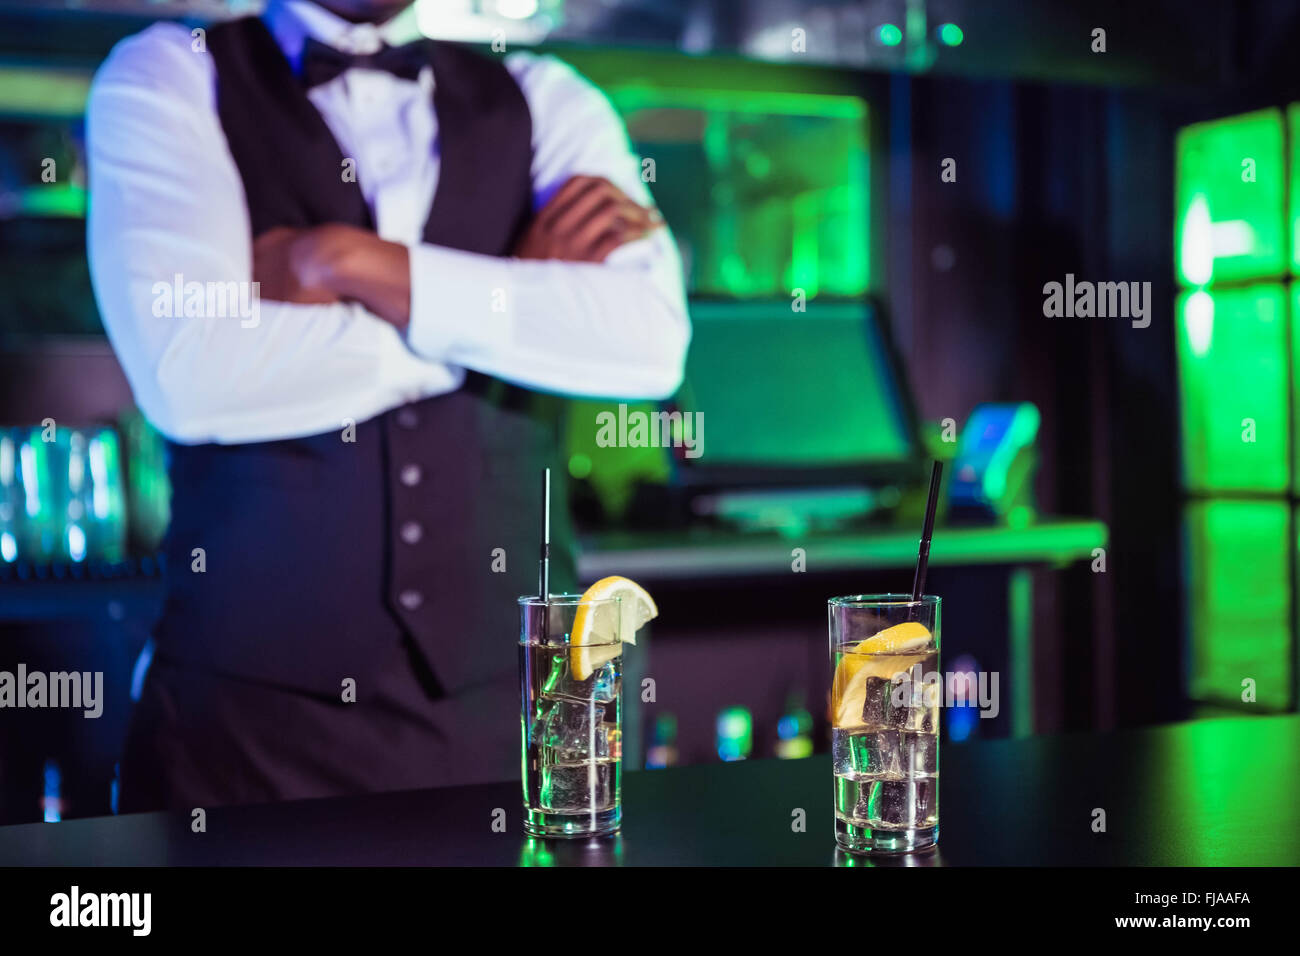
519;594;623;838
829;594;940;854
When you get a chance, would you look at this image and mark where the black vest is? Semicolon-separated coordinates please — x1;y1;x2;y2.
155;17;575;696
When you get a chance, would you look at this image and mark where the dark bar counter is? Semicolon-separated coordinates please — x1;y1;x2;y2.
2;715;1295;866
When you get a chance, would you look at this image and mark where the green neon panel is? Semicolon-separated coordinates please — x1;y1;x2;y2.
1176;285;1289;492
1175;108;1285;286
1288;104;1300;276
607;88;869;298
1293;285;1300;494
1185;501;1292;710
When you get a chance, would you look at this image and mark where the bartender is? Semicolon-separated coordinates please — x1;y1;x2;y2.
86;0;688;810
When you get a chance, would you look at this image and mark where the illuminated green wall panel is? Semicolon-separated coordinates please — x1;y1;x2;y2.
1175;108;1285;286
1185;500;1292;710
1293;285;1300;495
1288;103;1300;276
1176;285;1289;492
609;88;869;299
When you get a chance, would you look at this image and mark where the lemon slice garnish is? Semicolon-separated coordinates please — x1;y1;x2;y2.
568;576;658;681
831;621;932;729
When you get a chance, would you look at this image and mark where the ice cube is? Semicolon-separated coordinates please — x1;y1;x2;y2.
541;700;610;762
905;696;937;733
859;675;891;726
858;778;937;827
542;656;620;704
902;730;937;775
541;761;616;812
591;660;618;704
839;729;903;777
883;671;938;732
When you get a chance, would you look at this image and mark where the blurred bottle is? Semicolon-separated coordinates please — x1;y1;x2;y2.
1;424;129;565
75;427;127;563
645;712;679;769
775;691;814;759
716;706;752;762
946;653;982;742
0;431;18;563
42;758;63;823
14;427;58;562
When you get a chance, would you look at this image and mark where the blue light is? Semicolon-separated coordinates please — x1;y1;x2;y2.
42;759;62;823
948;703;978;742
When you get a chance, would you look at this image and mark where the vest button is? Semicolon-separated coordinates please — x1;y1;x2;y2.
396;408;420;430
398;590;423;611
400;521;423;544
400;464;422;487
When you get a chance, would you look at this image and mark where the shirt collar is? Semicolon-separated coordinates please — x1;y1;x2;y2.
264;1;423;72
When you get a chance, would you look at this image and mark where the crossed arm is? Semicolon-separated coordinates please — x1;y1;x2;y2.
87;27;690;445
253;175;663;326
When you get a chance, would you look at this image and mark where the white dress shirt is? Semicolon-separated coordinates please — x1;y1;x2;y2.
86;0;690;445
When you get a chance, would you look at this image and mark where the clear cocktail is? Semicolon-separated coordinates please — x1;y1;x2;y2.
519;577;656;839
519;598;622;837
829;595;941;854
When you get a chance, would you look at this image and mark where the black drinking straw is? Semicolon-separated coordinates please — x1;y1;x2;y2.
538;467;551;603
911;460;943;603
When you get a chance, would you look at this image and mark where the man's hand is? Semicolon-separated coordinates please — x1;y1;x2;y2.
252;177;661;328
514;175;663;263
252;227;340;305
253;224;410;328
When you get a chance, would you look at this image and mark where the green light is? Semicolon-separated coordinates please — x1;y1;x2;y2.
1185;501;1291;710
612;87;870;297
609;86;866;120
1009;568;1033;738
567;453;592;480
1180;194;1214;285
1140;719;1299;863
1175;109;1285;286
981;403;1040;503
573;53;872;298
1288;102;1300;276
1183;289;1214;357
563;401;670;520
0;66;91;117
877;24;903;47
937;23;964;46
19;184;85;218
1176;284;1289;492
518;838;555;867
716;707;753;761
1291;286;1300;493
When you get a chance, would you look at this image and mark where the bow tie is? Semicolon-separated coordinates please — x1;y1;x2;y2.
300;37;428;88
